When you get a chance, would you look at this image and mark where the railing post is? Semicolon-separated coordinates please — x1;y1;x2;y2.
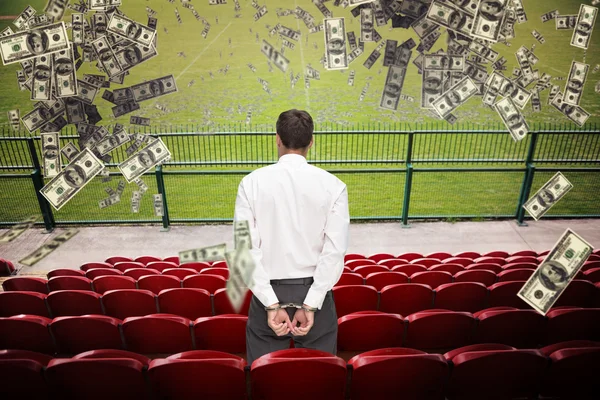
516;132;539;226
402;132;414;227
31;169;55;232
155;165;170;231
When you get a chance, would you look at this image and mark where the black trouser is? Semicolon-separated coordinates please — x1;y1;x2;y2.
246;277;338;365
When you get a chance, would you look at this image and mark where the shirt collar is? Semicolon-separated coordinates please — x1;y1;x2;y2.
278;154;307;164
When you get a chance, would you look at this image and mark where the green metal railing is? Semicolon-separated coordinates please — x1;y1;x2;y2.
1;123;599;229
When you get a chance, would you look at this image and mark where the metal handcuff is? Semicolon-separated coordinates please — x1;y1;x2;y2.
265;303;318;312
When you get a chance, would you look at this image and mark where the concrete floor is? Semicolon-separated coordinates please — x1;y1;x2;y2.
1;219;599;274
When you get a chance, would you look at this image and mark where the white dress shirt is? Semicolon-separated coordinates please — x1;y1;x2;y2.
234;153;349;309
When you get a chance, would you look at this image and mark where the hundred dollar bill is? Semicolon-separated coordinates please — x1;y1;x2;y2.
179;243;227;263
494;97;529;141
40;148;104;210
563;61;589;106
96;130;131;156
260;40;290;72
130;116;151;126
225;248;254;312
360;8;374;42
426;1;474;37
0;22;70;65
571;4;597;50
432;76;478;119
41;132;62;177
118;137;171;183
112;101;140;118
556;15;577;30
349;0;376;5
53;49;78;97
279;25;301;41
324;18;348;70
0;216;37;244
91;36;124;78
531;88;541;112
13;6;36;31
471;0;507;42
19;228;79;266
134;177;148;193
518;229;594;315
75;79;99;105
61;142;79;162
45;0;68;20
22;106;55;133
115;42;157;74
153;194;163;216
107;13;156;48
131;190;141;213
92;12;108;38
523;172;573;221
550;91;590;127
411;16;438;39
234;220;252;250
483;72;532;109
380;65;406;111
468;40;499;63
31;55;52;101
254;5;268;21
531;30;545;44
131;75;178;102
99;195;120;209
8;109;20;131
65;98;85;125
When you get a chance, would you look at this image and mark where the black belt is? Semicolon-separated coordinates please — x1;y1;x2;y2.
270;277;314;286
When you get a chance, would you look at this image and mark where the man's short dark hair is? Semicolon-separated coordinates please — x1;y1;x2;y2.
276;109;313;149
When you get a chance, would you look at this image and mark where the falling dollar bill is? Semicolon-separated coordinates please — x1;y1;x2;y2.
130;116;151;126
19;228;79;266
0;22;70;65
131;190;141;213
518;229;594;315
494;97;529;142
99;195;120;209
556;15;577;30
225;247;256;312
380;65;406;111
550;91;590;127
40;148;104;210
179;243;227;263
41;132;62;178
153;194;164;217
360;8;374;42
8;109;20;131
323;18;348;70
523;172;573;221
0;216;37;244
531;89;541;112
118;137;171;183
131;75;178;102
107;13;156;48
432;76;478;119
91;36;124;78
426;1;475;37
53;49;78;97
234;220;252;250
96;130;132;156
31;55;52;101
571;5;597;50
563;61;589;106
260;40;290;72
471;0;508;42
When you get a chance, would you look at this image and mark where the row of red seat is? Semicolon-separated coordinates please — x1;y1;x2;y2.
345;250;600;263
1;307;599;357
1;343;599;399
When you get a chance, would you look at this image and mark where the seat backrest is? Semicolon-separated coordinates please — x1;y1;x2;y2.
113;261;146;273
104;256;134;265
146;261;178;272
0;358;49;399
123;314;193;354
410;258;441;268
505;255;538;264
475;309;546;348
182;274;226;294
193;315;248;354
434;282;488;312
367;253;396;263
123;268;161;280
335;273;364;287
102;289;157;320
482;251;509;258
377;258;408;268
213;288;251;315
454;269;497;286
80;261;114;271
502;262;537;270
541;347;600;399
0;291;49;318
584;267;600;283
545;308;600;345
397;253;423;262
92;275;137;294
465;263;503;274
553;279;596;308
364;271;408;291
199;268;230;280
353;265;389;278
344;253;366;262
178;261;211;272
583;260;600;271
429;263;465;275
390;264;427;277
410;270;452;289
487;281;530;309
85;268;123;280
379;283;434;316
162;268;198;279
134;255;162;265
510;250;538;257
337;312;404;351
406;310;475;351
158;288;212;320
345;259;377;270
50;315;123;354
47;269;85;279
443;257;475;267
497;268;534;282
47;276;92;292
474;256;506;265
163;256;180;265
0;315;54;354
2;277;48;294
331;285;378;317
426;252;453;260
137;274;181;295
47;290;103;317
453;252;481;259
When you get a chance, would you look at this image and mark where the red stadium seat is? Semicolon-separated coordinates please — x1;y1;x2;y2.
0;350;51;399
589;254;600;260
213;288;251;315
510;250;538;257
554;279;596;308
446;346;547;400
134;255;162;265
584;267;600;283
505;255;538;264
353;264;389;278
148;351;247;399
113;261;145;273
434;282;487;312
540;346;600;399
0;292;49;318
0;315;54;354
596;282;600;307
194;315;248;354
482;250;509;258
364;271;408;291
454;269;497;286
85;268;123;279
442;257;475;267
537;255;546;263
405;310;475;351
377;258;408;268
47;269;85;278
332;285;378;317
348;348;448;400
430;263;465;275
163;256;180;264
199;267;230;280
251;349;347;400
475;309;546;348
51;315;123;354
487;281;529;309
104;256;133;265
453;251;481;259
397;252;423;261
465;263;503;274
93;275;136;294
410;270;452;289
183;274;227;294
426;252;452;260
379;283;433;315
497;268;534;282
343;266;351;273
146;261;178;272
540;339;600;357
47;290;103;317
367;253;396;263
345;253;366;262
162;268;198;279
583;260;600;271
137;274;181;295
545;308;600;345
391;264;427;277
72;349;150;365
337;312;404;352
501;261;537;270
539;250;551;256
158;288;212;320
46;357;147;400
80;261;113;271
2;277;48;294
474;256;506;265
335;272;364;287
410;258;441;268
178;261;211;272
123;314;193;354
0;258;16;275
123;267;160;280
102;289;157;320
345;259;377;270
47;276;92;292
211;261;228;269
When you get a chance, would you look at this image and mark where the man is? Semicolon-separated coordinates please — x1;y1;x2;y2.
234;109;349;365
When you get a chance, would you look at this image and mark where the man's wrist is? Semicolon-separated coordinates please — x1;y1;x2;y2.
265;303;280;311
302;304;318;312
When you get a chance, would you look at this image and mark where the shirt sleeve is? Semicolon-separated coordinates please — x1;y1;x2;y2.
234;179;279;308
303;185;350;309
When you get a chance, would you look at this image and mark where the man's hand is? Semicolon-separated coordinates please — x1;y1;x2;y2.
291;305;315;336
267;304;293;336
